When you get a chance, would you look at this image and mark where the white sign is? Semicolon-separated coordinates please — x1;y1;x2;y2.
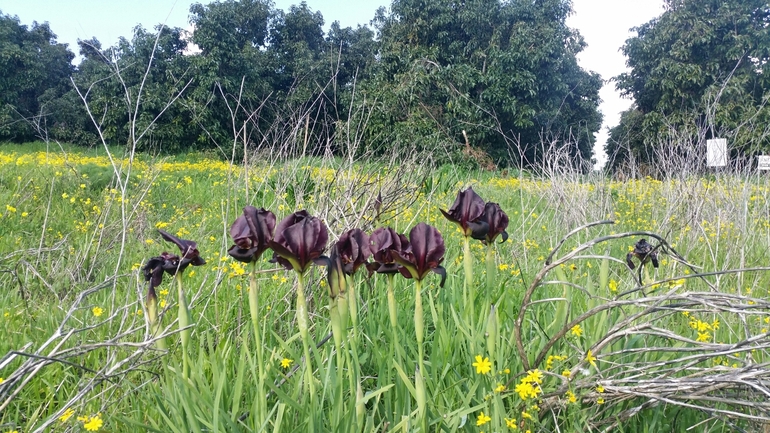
707;138;727;167
759;155;770;171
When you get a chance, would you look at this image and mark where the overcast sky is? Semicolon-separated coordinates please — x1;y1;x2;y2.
2;0;665;166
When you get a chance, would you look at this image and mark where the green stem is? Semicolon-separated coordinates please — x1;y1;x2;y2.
295;272;315;432
463;236;474;304
346;275;363;432
413;278;426;431
414;279;424;365
347;275;359;344
485;243;495;296
386;274;400;359
176;273;191;379
146;290;166;350
248;262;266;422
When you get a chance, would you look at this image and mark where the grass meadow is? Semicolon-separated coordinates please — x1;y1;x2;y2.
1;142;770;432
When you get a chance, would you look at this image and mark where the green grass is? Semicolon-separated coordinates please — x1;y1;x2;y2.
1;144;770;432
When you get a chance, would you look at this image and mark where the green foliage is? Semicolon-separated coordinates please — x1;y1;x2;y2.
3;147;770;431
608;0;770;171
0;11;74;141
360;0;602;165
1;0;601;168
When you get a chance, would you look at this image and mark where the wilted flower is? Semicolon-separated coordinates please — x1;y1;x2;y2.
142;252;180;294
269;210;328;274
626;238;659;269
394;223;446;287
157;229;206;273
228;206;276;263
471;202;509;244
440;187;488;237
366;227;408;275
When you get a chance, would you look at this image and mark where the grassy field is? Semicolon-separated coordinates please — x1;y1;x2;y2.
1;143;770;432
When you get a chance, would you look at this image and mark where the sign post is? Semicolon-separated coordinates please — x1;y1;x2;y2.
758;155;770;171
706;138;727;167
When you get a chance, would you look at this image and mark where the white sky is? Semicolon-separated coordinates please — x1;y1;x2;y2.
2;0;665;166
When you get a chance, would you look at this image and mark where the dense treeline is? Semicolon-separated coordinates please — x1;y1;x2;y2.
1;0;603;166
607;0;770;172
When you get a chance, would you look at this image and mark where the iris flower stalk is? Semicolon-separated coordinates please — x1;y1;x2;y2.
228;206;276;421
367;227;408;359
269;211;329;431
471;202;509;299
441;187;488;306
393;222;446;431
157;230;206;379
332;228;371;431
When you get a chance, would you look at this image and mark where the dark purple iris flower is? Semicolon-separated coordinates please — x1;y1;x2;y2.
336;228;371;275
228;206;276;263
269;210;329;273
471;202;509;244
366;227;408;275
394;223;447;287
440;187;489;238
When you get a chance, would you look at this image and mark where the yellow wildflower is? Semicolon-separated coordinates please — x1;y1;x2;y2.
472;355;492;375
280;358;293;369
83;414;103;431
561;369;571;378
92;306;104;317
566;390;577;403
494;384;506;393
476;411;491;426
608;279;618;293
59;408;75;422
586;350;597;367
571;324;583;337
505;418;518;429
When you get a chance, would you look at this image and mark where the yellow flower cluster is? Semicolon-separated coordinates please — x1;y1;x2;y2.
514;369;543;401
689;316;720;342
545;354;566;371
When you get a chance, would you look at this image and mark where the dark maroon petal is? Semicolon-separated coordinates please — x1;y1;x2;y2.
158;229;199;259
480;202;509;243
160;251;181;275
337;228;371;275
270;252;295;271
229;206;276;262
244;206;276;248
469;220;491;241
273;210;311;243
431;266;447;288
143;257;166;289
312;218;329;259
439;208;460;225
269;211;327;273
230;215;253;249
398;266;414;280
370;227;407;267
442;187;485;231
228;245;260;263
408;222;445;279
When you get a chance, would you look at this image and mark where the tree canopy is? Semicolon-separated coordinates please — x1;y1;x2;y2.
0;0;602;168
607;0;770;172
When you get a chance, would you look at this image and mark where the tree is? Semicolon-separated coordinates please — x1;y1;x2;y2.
359;0;602;166
69;26;197;151
609;0;770;171
0;11;74;141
